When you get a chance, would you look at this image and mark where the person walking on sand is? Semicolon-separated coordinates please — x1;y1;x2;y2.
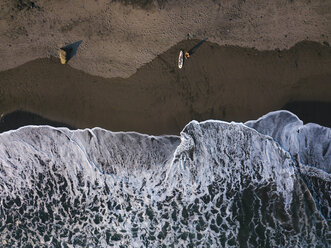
178;50;191;69
184;51;190;59
178;38;208;69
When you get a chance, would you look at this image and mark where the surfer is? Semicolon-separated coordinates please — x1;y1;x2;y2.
184;51;190;59
178;51;190;69
178;38;208;69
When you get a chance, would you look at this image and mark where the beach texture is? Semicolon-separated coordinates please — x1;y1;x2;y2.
0;0;330;134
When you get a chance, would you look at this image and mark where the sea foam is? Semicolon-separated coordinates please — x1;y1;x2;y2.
0;111;329;247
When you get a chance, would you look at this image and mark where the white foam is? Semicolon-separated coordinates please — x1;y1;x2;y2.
245;110;331;173
0;111;329;247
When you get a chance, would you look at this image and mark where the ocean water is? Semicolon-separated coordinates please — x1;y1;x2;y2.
0;111;329;247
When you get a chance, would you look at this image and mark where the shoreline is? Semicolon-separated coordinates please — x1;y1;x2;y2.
1;102;331;135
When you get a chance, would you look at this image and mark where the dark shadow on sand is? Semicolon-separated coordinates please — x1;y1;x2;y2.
60;40;82;63
0;110;75;133
188;38;208;55
282;101;331;128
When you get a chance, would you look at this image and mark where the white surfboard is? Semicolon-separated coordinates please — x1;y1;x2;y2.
178;50;184;69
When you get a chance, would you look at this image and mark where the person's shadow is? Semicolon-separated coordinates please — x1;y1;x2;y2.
187;38;208;56
60;40;82;63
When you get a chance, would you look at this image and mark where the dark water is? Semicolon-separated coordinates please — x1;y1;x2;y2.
283;101;331;128
0;110;75;133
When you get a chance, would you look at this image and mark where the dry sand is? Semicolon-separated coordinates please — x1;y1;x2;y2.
0;40;330;135
0;0;330;78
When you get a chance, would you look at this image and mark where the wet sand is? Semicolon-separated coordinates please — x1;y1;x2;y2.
0;40;330;135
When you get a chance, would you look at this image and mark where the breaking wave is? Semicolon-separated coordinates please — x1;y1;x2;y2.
0;111;329;247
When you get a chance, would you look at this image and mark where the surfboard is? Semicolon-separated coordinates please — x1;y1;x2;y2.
178;50;184;69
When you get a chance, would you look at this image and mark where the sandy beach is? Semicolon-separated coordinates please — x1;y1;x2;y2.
0;0;330;134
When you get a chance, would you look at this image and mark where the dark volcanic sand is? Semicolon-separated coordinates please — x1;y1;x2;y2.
0;40;330;135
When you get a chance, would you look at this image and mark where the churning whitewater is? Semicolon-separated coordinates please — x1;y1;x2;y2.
0;111;329;247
